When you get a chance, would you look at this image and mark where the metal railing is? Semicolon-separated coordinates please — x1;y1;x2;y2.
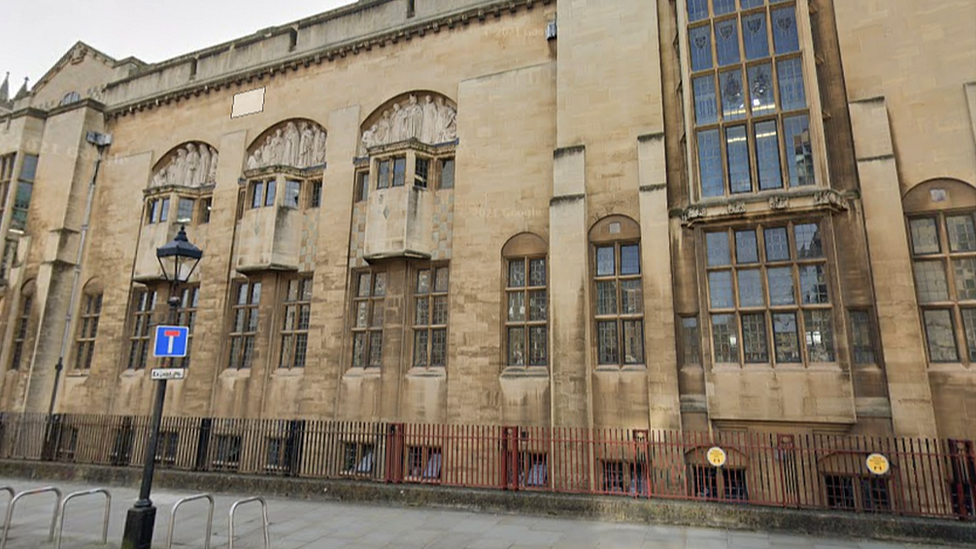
166;493;214;549
228;496;270;549
0;487;12;526
53;488;111;549
0;413;973;521
0;486;62;549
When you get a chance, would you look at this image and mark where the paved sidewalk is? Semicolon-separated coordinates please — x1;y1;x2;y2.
0;478;953;549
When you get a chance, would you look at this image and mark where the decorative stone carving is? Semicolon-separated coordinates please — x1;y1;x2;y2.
727;201;746;215
359;93;458;155
769;195;789;210
245;120;327;171
681;204;707;224
151;142;219;188
814;189;848;209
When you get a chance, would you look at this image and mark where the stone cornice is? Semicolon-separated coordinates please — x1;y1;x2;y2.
672;188;860;226
106;0;554;121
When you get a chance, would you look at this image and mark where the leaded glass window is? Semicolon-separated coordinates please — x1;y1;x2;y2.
506;257;548;367
705;220;835;365
228;281;261;369
414;266;450;368
279;276;312;369
352;271;386;368
908;211;976;365
594;243;644;366
687;0;814;197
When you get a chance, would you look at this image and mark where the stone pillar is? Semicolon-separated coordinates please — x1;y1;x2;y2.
637;133;681;431
549;146;591;429
849;97;938;438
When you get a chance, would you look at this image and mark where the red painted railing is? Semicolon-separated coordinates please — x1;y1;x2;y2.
0;413;971;520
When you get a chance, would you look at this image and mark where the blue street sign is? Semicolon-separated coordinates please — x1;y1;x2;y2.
153;325;189;358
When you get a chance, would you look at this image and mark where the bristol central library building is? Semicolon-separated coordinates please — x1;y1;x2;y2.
0;0;974;497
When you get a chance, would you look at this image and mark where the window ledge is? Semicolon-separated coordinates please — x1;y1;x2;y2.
407;366;446;378
344;367;382;379
273;367;305;378
221;367;252;379
500;366;549;379
120;368;146;378
595;365;647;373
65;370;90;378
927;362;971;372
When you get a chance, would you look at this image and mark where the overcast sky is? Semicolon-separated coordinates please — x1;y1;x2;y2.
1;0;356;89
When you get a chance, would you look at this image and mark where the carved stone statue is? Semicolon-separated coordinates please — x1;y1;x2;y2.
198;144;212;185
357;95;458;155
270;129;284;165
299;122;314;167
169;149;187;187
246;150;261;171
312;127;326;166
184;144;200;187
403;94;423;141
421;95;438;143
151;165;167;187
435;97;457;143
208;148;219;182
376;110;392;144
362;124;379;151
283;122;300;166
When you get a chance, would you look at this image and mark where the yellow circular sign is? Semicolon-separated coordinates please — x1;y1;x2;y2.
865;453;890;475
707;446;727;468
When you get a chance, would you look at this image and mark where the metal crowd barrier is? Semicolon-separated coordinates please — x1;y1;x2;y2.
166;493;215;549
0;486;62;549
53;488;111;549
228;496;270;549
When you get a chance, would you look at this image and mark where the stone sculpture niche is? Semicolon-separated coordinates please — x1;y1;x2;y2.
359;93;457;156
151;142;219;188
245;119;327;171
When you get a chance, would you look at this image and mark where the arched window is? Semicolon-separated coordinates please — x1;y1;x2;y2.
9;279;35;370
502;233;548;368
74;279;103;370
904;179;976;366
590;216;644;367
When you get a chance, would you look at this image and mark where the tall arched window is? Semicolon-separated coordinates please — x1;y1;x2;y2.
502;233;548;368
590;216;644;367
74;279;103;370
9;279;35;370
904;180;976;366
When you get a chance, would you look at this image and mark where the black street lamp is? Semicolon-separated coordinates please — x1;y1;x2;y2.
122;225;202;549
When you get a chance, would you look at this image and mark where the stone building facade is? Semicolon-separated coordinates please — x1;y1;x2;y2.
0;0;973;443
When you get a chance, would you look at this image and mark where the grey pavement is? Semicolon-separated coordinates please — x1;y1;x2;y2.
0;478;954;549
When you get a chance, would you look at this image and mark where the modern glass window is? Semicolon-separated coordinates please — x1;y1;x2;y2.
228;281;261;369
9;281;34;370
908;211;976;365
127;288;157;370
687;0;814;198
308;180;322;208
414;157;430;188
200;196;213;224
250;180;276;208
355;171;369;202
74;292;103;370
173;285;199;369
11;154;38;231
176;197;195;224
279;276;312;369
283;180;301;209
351;271;386;368
506;257;548;367
413;266;449;368
439;158;455;189
705;221;835;365
594;243;645;366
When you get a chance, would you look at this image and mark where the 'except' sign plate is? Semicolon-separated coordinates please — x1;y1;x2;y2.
151;368;186;381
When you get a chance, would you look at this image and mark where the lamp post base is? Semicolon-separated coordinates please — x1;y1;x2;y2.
121;504;157;549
